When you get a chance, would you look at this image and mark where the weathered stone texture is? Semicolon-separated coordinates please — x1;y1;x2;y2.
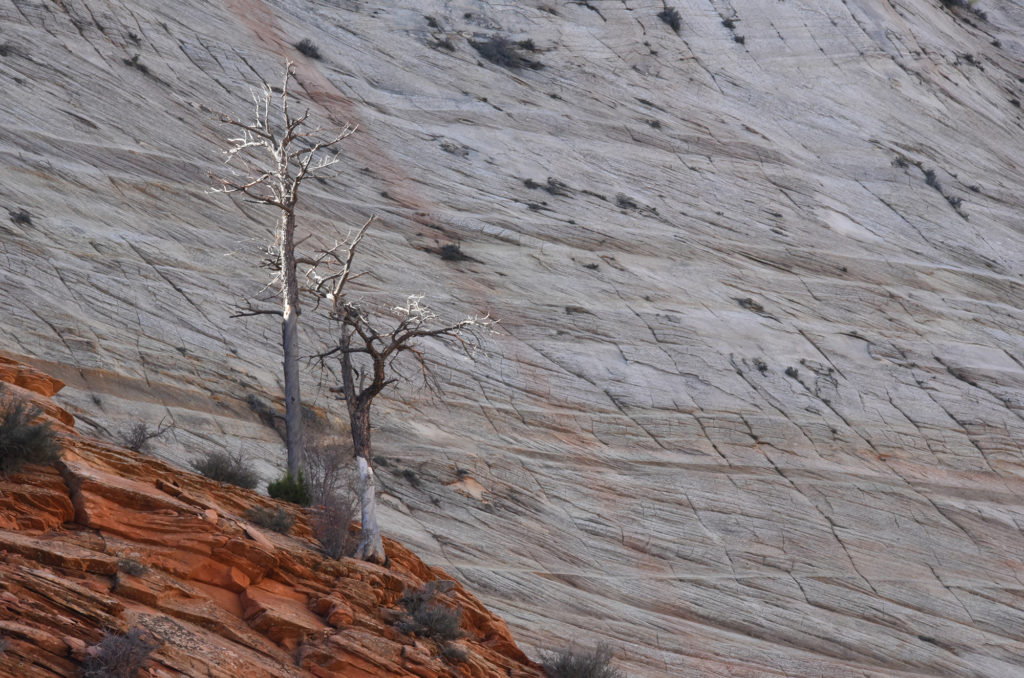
2;0;1024;675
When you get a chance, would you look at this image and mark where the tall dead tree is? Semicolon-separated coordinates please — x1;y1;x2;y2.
212;63;355;478
308;219;491;564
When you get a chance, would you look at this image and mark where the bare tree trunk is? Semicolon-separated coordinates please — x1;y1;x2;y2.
351;403;385;563
280;210;304;477
355;456;385;563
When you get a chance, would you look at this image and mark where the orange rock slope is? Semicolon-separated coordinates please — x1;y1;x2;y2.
0;356;542;678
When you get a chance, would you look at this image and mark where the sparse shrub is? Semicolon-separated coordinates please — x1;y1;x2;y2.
658;7;682;33
295;38;321;59
396;581;464;642
785;367;799;379
733;34;746;45
722;17;736;29
470;36;543;70
0;392;61;475
924;168;942;191
9;209;32;226
119;419;170;452
403;604;463;641
541;643;624;678
311;492;358;558
245;506;294;534
80;627;161;678
267;471;311;506
191;450;259;489
304;437;355;505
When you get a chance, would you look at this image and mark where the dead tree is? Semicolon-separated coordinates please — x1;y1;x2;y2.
308;219;491;564
212;63;356;478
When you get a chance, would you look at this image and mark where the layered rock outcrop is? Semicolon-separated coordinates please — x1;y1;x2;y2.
3;0;1024;676
0;358;541;677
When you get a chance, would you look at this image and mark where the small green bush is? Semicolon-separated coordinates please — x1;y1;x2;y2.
190;450;259;489
80;628;161;678
245;506;294;534
267;471;311;506
0;393;61;474
541;643;624;678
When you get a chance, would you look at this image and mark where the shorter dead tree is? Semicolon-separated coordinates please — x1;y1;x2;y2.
307;218;491;564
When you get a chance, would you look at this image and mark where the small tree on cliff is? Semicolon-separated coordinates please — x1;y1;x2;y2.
308;218;491;564
212;63;356;478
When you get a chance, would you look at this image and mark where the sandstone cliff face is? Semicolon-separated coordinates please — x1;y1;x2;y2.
2;0;1024;676
0;357;541;677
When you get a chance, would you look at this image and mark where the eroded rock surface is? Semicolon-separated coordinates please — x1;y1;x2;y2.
0;359;541;677
2;1;1024;676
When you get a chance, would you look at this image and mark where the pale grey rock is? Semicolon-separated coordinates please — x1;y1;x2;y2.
2;0;1024;676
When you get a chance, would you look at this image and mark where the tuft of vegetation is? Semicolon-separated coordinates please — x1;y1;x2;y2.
0;392;61;475
540;643;624;678
400;468;422;488
190;450;259;489
122;54;150;75
119;419;170;453
733;34;746;45
940;0;987;20
439;243;471;261
396;581;464;642
441;642;468;662
245;506;294;534
9;209;32;226
80;628;161;678
615;194;640;210
117;556;148;576
658;7;682;33
245;394;285;439
267;471;311;506
470;36;543;70
785;366;799;379
295;38;321;59
311;492;358;558
0;636;7;654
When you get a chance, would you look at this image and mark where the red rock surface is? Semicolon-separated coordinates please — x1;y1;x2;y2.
0;355;542;678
